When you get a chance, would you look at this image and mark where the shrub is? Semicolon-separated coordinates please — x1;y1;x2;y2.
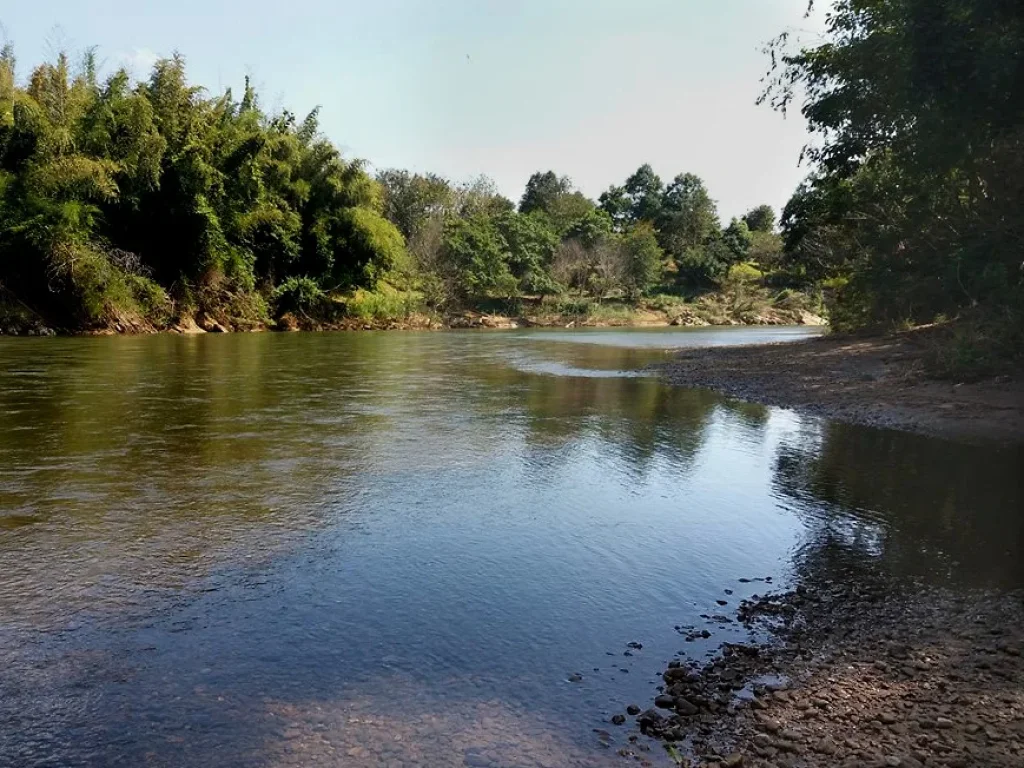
272;276;326;317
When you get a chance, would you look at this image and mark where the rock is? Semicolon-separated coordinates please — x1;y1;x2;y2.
936;717;953;729
567;673;583;683
722;753;744;767
663;667;696;684
884;757;902;767
881;712;898;725
675;698;699;716
637;708;665;731
611;714;626;725
626;704;641;715
654;694;677;710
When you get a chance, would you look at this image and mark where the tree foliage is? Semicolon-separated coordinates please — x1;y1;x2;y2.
0;42;791;329
766;0;1024;350
0;49;404;327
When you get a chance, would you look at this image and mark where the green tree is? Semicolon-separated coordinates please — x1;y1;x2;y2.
621;223;664;299
765;0;1024;346
742;204;775;233
721;218;753;263
519;170;571;215
657;173;719;258
494;211;560;296
441;214;516;299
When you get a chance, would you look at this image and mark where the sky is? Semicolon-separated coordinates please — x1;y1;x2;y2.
2;0;824;219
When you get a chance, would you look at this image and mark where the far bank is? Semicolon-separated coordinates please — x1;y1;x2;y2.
0;288;825;337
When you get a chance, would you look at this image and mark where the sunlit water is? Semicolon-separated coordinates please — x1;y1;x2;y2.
0;327;1020;767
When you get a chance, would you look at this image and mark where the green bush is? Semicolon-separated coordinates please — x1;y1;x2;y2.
343;284;424;321
272;276;326;317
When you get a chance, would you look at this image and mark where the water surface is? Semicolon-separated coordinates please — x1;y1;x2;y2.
0;327;1019;767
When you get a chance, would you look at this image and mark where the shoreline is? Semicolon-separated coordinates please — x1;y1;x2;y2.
0;306;826;337
657;332;1024;444
617;574;1024;768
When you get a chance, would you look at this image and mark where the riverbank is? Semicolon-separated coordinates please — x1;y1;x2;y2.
658;330;1024;443
0;292;825;336
620;574;1024;768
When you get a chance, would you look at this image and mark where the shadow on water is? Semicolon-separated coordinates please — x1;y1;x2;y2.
772;420;1024;588
0;329;1019;767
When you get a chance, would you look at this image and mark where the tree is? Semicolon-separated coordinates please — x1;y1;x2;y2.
599;164;664;230
721;218;753;263
494;211;560;296
441;215;516;299
657;173;719;259
742;204;775;233
376;169;453;240
764;0;1024;342
598;184;632;232
623;164;663;223
621;223;664;299
519;170;571;215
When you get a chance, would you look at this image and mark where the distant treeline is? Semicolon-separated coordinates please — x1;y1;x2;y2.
0;46;782;332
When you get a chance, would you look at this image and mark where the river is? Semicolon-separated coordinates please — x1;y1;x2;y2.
0;327;1020;767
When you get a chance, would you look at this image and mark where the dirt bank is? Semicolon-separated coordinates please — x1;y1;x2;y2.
658;332;1024;443
616;573;1024;768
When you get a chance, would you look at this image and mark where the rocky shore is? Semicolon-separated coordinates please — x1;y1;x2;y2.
609;574;1024;768
658;332;1024;443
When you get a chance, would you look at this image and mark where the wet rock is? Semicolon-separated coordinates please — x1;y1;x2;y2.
675;698;699;716
663;667;696;684
626;704;641;715
611;714;626;725
637;708;665;733
654;694;676;709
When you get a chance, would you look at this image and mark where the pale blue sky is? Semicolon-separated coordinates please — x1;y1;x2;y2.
2;1;822;218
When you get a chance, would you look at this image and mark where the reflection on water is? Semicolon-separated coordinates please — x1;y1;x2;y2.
0;328;1018;767
774;421;1024;587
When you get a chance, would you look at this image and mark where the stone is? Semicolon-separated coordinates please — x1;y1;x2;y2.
637;708;665;731
675;698;699;716
611;714;626;725
626;704;641;715
663;667;696;684
654;694;676;710
722;753;744;767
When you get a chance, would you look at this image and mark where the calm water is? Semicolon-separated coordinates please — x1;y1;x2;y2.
0;327;1020;768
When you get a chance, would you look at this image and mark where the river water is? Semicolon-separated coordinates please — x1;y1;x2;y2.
0;328;1020;767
